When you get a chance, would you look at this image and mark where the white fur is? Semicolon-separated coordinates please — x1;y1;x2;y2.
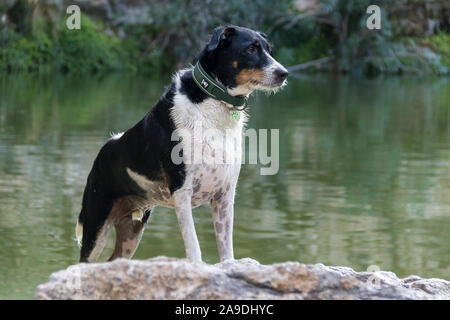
110;132;124;140
75;222;83;247
172;69;248;130
171;69;245;193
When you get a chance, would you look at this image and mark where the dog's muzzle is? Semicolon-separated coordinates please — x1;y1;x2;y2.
273;67;288;85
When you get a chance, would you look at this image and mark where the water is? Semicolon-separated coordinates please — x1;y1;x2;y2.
0;73;449;299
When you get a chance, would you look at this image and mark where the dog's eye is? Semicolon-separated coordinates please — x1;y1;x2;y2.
246;45;257;54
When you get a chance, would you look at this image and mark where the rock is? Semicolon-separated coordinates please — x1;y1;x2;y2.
35;257;450;300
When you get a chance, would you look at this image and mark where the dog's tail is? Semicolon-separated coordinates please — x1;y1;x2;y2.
76;173;94;247
75;210;84;247
75;185;89;247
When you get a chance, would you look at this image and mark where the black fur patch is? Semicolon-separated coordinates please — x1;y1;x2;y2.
179;71;209;104
78;82;185;261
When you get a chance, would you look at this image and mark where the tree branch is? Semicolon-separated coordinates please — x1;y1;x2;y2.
288;57;334;72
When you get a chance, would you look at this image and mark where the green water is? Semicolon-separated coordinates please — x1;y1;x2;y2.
0;73;449;299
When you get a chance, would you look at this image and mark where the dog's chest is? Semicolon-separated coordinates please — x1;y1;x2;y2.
181;118;242;207
186;142;240;207
171;93;245;206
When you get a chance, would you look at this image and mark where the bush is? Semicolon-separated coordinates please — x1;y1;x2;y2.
421;33;450;68
0;28;54;72
55;15;126;74
0;14;138;74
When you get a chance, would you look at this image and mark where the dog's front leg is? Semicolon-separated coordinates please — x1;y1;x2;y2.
173;189;202;262
211;188;235;261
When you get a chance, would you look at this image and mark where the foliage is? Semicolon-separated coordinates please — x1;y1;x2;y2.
421;33;450;68
0;14;139;74
275;36;329;66
277;0;398;73
55;15;128;74
0;0;449;75
0;27;54;72
272;0;450;75
118;0;293;69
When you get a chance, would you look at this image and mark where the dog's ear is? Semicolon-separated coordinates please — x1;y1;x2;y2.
207;26;236;52
258;31;268;40
258;31;273;53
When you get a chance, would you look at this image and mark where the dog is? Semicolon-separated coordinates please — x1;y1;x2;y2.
76;25;288;263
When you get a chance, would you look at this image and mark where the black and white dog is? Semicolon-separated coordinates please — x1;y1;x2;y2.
76;25;288;263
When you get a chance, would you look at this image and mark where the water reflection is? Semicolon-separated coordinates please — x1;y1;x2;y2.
0;73;448;299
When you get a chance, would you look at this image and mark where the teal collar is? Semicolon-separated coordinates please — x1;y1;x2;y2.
192;62;247;110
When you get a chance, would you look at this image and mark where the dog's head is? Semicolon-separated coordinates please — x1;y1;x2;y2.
198;25;288;96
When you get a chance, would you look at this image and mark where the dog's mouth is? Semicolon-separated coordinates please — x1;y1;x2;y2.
249;61;289;93
233;77;287;96
248;70;288;93
230;65;288;96
260;55;289;91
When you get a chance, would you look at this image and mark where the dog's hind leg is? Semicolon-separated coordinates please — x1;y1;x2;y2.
108;209;152;261
82;222;113;262
78;172;117;262
79;201;114;263
106;196;152;261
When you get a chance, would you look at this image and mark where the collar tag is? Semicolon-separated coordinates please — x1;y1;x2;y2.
230;110;240;121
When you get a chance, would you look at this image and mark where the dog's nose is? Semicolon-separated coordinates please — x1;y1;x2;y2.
274;68;288;81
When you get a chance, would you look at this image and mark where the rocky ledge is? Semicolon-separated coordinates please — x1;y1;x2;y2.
35;257;450;300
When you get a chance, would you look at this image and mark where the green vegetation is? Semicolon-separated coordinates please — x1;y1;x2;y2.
0;15;139;73
0;0;449;75
421;33;450;68
56;16;125;74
